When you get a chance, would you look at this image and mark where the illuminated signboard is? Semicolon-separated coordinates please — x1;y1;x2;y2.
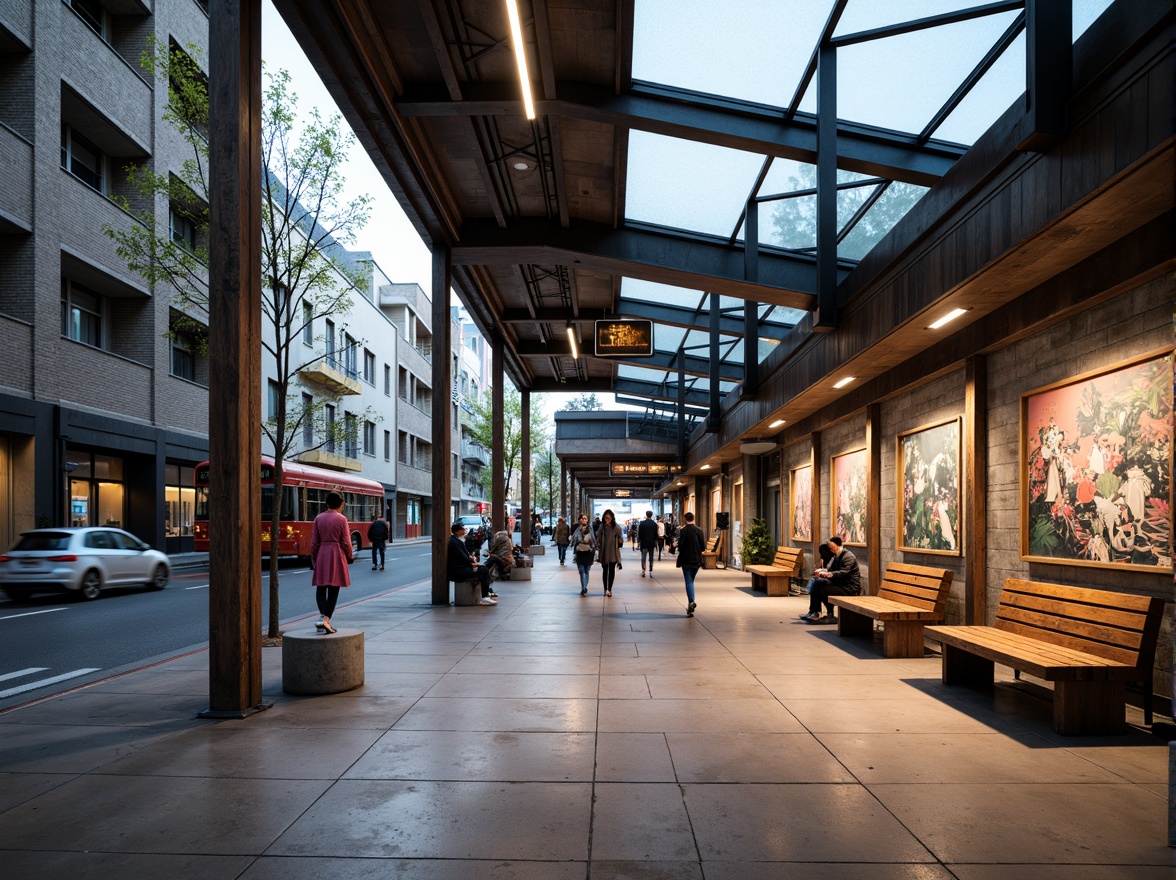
613;489;633;498
609;462;682;476
595;320;654;357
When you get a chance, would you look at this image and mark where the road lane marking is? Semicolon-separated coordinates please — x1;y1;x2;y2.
0;668;101;699
0;667;49;682
0;608;67;621
185;583;209;590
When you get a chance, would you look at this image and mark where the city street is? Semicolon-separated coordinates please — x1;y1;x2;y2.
0;542;433;711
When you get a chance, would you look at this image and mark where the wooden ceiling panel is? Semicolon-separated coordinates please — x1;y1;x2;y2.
559;117;615;224
547;0;617;84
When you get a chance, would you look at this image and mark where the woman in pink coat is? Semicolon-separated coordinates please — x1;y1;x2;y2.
311;491;353;633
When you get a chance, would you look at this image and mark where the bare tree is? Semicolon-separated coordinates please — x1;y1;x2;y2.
107;43;373;637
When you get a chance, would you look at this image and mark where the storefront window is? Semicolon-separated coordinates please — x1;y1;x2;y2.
165;464;196;538
67;449;125;529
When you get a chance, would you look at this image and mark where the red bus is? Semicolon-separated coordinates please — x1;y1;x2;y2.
194;458;385;559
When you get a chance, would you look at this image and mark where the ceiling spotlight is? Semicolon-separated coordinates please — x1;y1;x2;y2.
513;160;530;171
927;307;969;330
676;481;684;486
832;376;855;389
700;464;711;470
768;419;786;429
566;324;579;360
505;0;536;119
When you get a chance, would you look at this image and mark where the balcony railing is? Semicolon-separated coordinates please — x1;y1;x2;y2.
299;356;362;395
461;441;488;465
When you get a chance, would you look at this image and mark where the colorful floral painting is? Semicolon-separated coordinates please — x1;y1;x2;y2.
1022;351;1172;570
831;448;867;546
898;418;961;555
790;465;812;543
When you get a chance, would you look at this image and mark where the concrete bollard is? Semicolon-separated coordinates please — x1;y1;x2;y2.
282;628;364;695
454;579;481;606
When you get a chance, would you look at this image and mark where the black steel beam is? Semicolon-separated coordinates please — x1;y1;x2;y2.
1019;0;1071;151
615;377;710;407
395;80;965;186
515;339;744;380
500;300;785;336
452;218;838;308
615;395;708;417
831;1;1023;47
815;42;838;331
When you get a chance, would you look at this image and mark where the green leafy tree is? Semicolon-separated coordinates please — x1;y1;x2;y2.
533;446;562;514
559;392;603;411
106;42;373;638
740;517;774;566
465;386;548;505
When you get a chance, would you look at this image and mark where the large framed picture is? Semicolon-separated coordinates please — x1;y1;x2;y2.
831;448;868;546
897;417;962;555
1021;350;1173;570
789;464;812;543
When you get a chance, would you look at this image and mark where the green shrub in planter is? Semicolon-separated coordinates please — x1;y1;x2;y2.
741;517;774;566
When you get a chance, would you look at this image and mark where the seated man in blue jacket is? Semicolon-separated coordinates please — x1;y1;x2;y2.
448;522;495;605
800;536;861;623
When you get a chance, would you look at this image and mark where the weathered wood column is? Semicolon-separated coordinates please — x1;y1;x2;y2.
520;389;531;551
809;432;822;562
430;245;452;605
865;403;882;594
205;0;263;717
965;355;988;623
491;337;505;531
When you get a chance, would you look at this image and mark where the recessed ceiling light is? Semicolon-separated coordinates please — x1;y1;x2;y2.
512;161;530;171
700;464;711;470
927;307;969;330
832;376;855;389
676;481;684;486
768;419;785;428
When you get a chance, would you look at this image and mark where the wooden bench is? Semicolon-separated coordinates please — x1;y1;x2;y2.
830;562;954;658
746;546;805;596
700;536;721;570
925;579;1164;735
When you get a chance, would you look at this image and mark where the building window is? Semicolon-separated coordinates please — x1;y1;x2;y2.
171;336;195;381
398;430;408;465
325;404;336;453
169;207;196;251
344;413;358;459
384;364;391;396
302;301;313;346
383;429;391;461
363;349;376;384
325;319;336;366
68;0;107;38
165;463;196;540
61;281;104;349
363;420;376;456
344;334;358;378
398;366;408;400
60;126;106;193
267;380;281;421
301;392;314;447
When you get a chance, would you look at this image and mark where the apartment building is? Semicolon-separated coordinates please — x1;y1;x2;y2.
454;305;490;518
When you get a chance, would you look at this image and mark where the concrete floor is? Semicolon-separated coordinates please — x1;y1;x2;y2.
1;549;1171;878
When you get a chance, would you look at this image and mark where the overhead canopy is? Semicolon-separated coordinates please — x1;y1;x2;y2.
272;0;1166;489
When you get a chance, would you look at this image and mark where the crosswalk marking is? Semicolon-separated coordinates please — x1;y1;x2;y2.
0;667;49;683
0;668;101;699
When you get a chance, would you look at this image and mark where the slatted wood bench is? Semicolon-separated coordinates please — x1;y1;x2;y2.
746;546;805;596
925;579;1164;735
700;536;721;570
830;562;954;658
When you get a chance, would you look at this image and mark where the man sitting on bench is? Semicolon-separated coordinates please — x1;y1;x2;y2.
449;521;495;605
800;536;860;624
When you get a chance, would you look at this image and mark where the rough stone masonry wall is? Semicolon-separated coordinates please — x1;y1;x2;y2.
986;274;1173;699
819;413;870;589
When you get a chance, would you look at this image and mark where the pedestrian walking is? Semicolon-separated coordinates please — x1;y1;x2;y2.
553;515;570;565
310;490;353;634
675;511;705;617
570;514;596;596
367;511;389;570
637;510;658;577
597;509;623;597
656;515;666;559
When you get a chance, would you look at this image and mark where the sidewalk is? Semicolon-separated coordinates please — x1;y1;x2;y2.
1;546;1170;877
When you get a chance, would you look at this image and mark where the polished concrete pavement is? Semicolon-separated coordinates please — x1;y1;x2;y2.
0;548;1171;878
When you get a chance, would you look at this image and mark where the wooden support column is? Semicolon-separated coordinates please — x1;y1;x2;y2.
865;403;881;594
965;355;988;624
205;0;263;718
492;336;505;530
521;390;531;551
430;245;452;605
810;432;822;561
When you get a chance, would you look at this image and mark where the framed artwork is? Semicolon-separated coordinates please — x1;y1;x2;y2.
897;417;962;555
789;465;812;543
831;448;868;546
1021;350;1173;570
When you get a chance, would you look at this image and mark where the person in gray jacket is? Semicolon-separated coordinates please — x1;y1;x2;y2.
569;514;596;597
596;509;624;597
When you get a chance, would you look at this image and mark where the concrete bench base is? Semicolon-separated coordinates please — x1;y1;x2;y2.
453;579;481;606
282;628;364;695
509;565;532;581
530;545;545;555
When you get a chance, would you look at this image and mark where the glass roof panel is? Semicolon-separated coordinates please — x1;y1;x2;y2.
838;182;928;261
620;278;707;310
833;11;1023;136
618;364;675;384
1074;0;1116;41
654;324;687;351
929;32;1024;145
632;0;833;108
832;0;992;36
625;132;764;235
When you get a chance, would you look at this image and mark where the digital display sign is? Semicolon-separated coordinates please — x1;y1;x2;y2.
609;462;682;476
595;320;654;357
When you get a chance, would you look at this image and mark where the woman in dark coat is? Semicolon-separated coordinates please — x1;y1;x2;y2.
310;491;353;633
597;508;623;598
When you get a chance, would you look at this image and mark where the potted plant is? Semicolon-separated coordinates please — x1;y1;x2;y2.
740;517;774;566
